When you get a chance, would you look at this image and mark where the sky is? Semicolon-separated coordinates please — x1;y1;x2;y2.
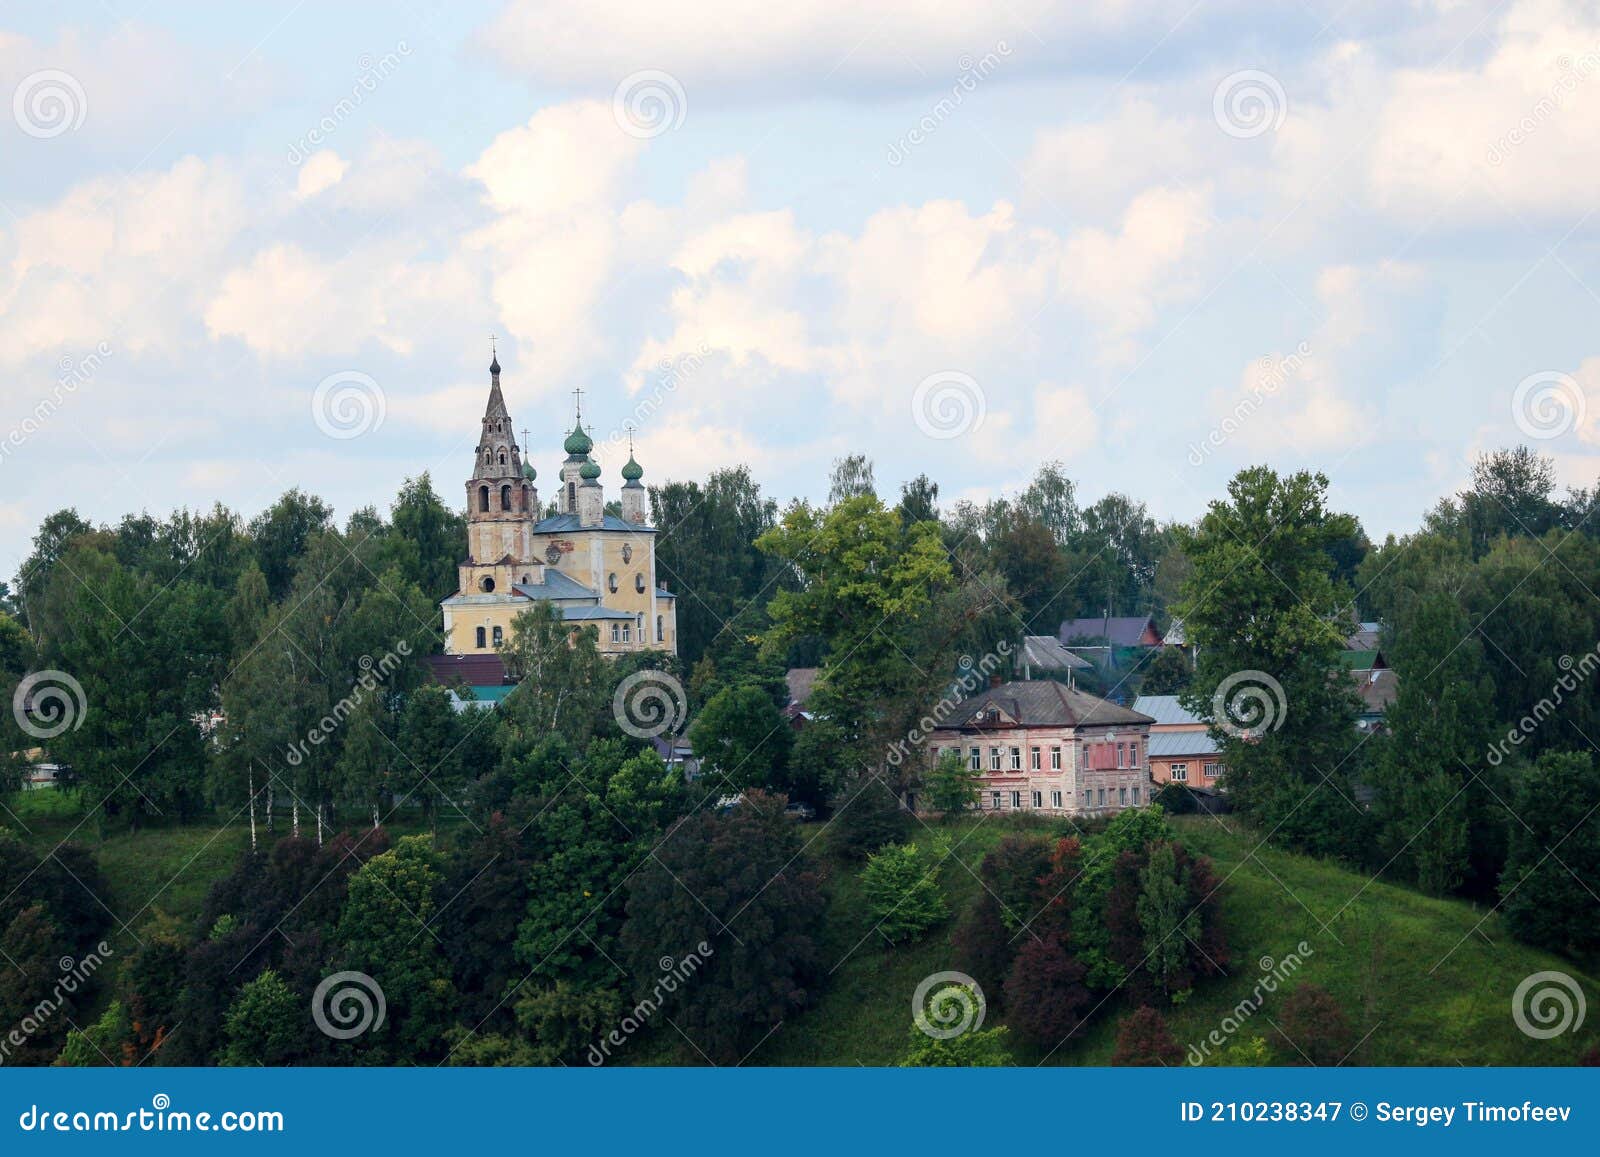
5;0;1600;578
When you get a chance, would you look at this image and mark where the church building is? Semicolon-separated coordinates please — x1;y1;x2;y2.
439;352;677;658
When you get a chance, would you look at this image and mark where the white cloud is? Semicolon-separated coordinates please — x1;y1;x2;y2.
295;150;348;199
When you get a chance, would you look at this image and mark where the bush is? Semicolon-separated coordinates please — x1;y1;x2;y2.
900;1023;1013;1066
1112;1006;1183;1066
1002;937;1092;1050
829;773;909;860
1273;983;1354;1065
861;840;948;945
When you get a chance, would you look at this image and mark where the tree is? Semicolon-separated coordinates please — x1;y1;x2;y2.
829;771;909;860
0;904;76;1064
922;748;982;816
397;683;467;835
861;840;949;945
1112;1006;1183;1066
338;836;455;1059
1137;645;1192;696
828;454;876;504
498;602;608;749
897;474;940;527
619;791;825;1063
1499;751;1600;955
13;508;94;635
385;473;466;604
688;681;793;796
220;970;302;1066
1273;983;1354;1066
1176;468;1366;858
1003;937;1092;1050
248;488;334;600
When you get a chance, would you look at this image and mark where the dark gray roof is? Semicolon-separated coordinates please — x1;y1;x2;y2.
533;512;653;533
512;569;597;601
940;680;1153;730
1058;615;1158;648
561;606;636;621
1021;635;1092;671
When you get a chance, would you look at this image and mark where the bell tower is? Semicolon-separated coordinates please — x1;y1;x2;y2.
459;347;542;596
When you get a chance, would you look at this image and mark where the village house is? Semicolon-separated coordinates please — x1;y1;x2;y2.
1134;695;1224;789
929;680;1154;816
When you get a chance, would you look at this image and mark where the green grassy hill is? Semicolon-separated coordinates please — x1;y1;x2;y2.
754;813;1600;1066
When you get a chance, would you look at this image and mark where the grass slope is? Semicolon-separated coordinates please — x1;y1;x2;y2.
755;813;1600;1066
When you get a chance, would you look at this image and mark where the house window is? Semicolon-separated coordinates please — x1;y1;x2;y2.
989;747;1002;771
969;748;981;771
1132;786;1141;805
474;626;486;648
1132;740;1141;765
1119;786;1128;806
610;624;620;643
1204;762;1219;779
608;573;618;593
635;573;646;593
1009;747;1021;771
492;625;503;647
1097;788;1106;806
1083;789;1091;806
1171;763;1188;783
1050;746;1061;770
478;485;490;512
1030;746;1041;770
1031;790;1042;808
1009;791;1021;809
1117;742;1126;769
1051;790;1062;808
621;623;631;643
990;791;1001;810
656;615;664;642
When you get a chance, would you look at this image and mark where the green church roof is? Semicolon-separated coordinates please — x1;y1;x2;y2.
621;455;643;481
563;424;593;455
579;459;601;480
521;460;536;480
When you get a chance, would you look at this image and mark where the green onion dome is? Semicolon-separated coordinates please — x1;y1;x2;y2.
563;424;593;455
579;459;602;481
521;461;536;481
620;455;643;482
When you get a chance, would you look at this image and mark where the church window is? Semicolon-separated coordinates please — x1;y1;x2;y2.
608;573;618;593
567;481;576;509
521;574;531;584
610;624;620;643
478;485;489;512
656;615;664;642
479;577;495;593
475;627;486;648
635;573;645;593
622;623;631;643
622;544;633;563
501;484;512;510
492;625;503;647
499;451;506;465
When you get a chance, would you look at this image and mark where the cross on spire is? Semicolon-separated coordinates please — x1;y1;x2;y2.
571;386;585;421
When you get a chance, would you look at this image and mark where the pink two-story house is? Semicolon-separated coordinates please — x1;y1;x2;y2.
928;681;1154;816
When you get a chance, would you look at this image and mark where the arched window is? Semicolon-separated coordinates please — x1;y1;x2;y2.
475;626;486;648
521;574;531;584
608;573;618;593
492;625;503;647
501;484;512;511
567;481;576;510
499;451;506;465
478;485;489;512
656;615;664;642
635;573;645;593
622;622;631;643
610;624;620;643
